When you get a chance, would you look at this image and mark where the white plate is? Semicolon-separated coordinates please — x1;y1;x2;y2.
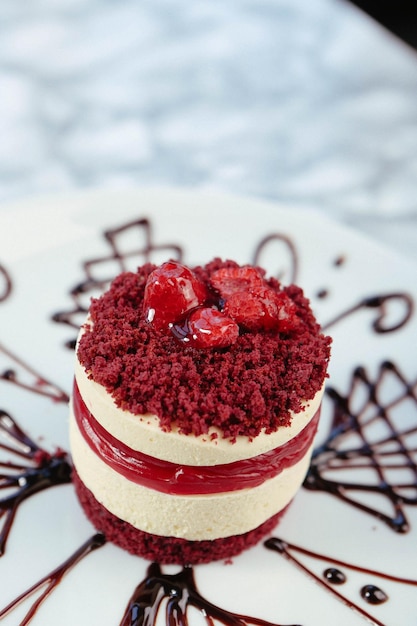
0;188;416;626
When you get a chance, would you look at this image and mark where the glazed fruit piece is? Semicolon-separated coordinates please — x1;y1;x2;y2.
144;260;300;346
143;261;208;332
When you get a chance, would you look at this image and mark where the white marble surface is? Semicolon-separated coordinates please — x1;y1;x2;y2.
0;0;417;261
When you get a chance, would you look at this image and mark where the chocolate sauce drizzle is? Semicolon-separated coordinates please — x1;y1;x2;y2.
360;585;388;605
52;218;183;347
0;263;12;303
264;537;417;626
322;292;414;333
0;410;72;556
333;255;346;267
0;533;105;624
252;233;298;284
304;360;417;532
324;567;346;585
0;259;68;402
119;562;301;626
0;342;69;402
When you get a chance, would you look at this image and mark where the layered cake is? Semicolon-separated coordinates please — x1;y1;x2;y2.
69;258;331;564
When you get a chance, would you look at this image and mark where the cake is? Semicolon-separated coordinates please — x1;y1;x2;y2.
69;258;331;564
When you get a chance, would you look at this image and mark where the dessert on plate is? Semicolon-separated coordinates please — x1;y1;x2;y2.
69;258;331;564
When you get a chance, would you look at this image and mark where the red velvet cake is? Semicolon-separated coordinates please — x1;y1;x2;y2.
69;258;331;564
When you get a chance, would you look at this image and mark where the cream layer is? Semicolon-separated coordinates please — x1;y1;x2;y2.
70;409;313;540
75;356;324;466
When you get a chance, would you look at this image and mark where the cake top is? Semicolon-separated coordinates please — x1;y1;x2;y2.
77;259;331;440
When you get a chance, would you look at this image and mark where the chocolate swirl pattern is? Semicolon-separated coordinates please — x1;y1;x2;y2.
0;411;72;556
0;263;12;303
0;342;69;402
0;262;69;402
52;218;183;347
304;361;417;532
264;537;417;626
322;293;414;333
120;562;301;626
0;533;105;624
252;233;298;284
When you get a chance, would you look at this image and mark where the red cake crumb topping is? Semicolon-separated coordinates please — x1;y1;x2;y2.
77;259;331;440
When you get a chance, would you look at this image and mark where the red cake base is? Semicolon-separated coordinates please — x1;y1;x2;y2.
72;470;289;564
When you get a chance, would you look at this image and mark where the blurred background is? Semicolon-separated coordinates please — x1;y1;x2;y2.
0;0;416;261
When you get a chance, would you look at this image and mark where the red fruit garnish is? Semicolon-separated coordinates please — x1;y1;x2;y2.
224;288;299;332
273;291;300;332
223;288;278;331
174;307;239;349
210;266;265;299
143;261;208;332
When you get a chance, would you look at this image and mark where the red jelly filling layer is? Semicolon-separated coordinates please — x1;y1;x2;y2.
73;381;320;496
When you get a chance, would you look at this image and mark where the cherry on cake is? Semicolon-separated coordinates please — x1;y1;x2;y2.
69;258;331;564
